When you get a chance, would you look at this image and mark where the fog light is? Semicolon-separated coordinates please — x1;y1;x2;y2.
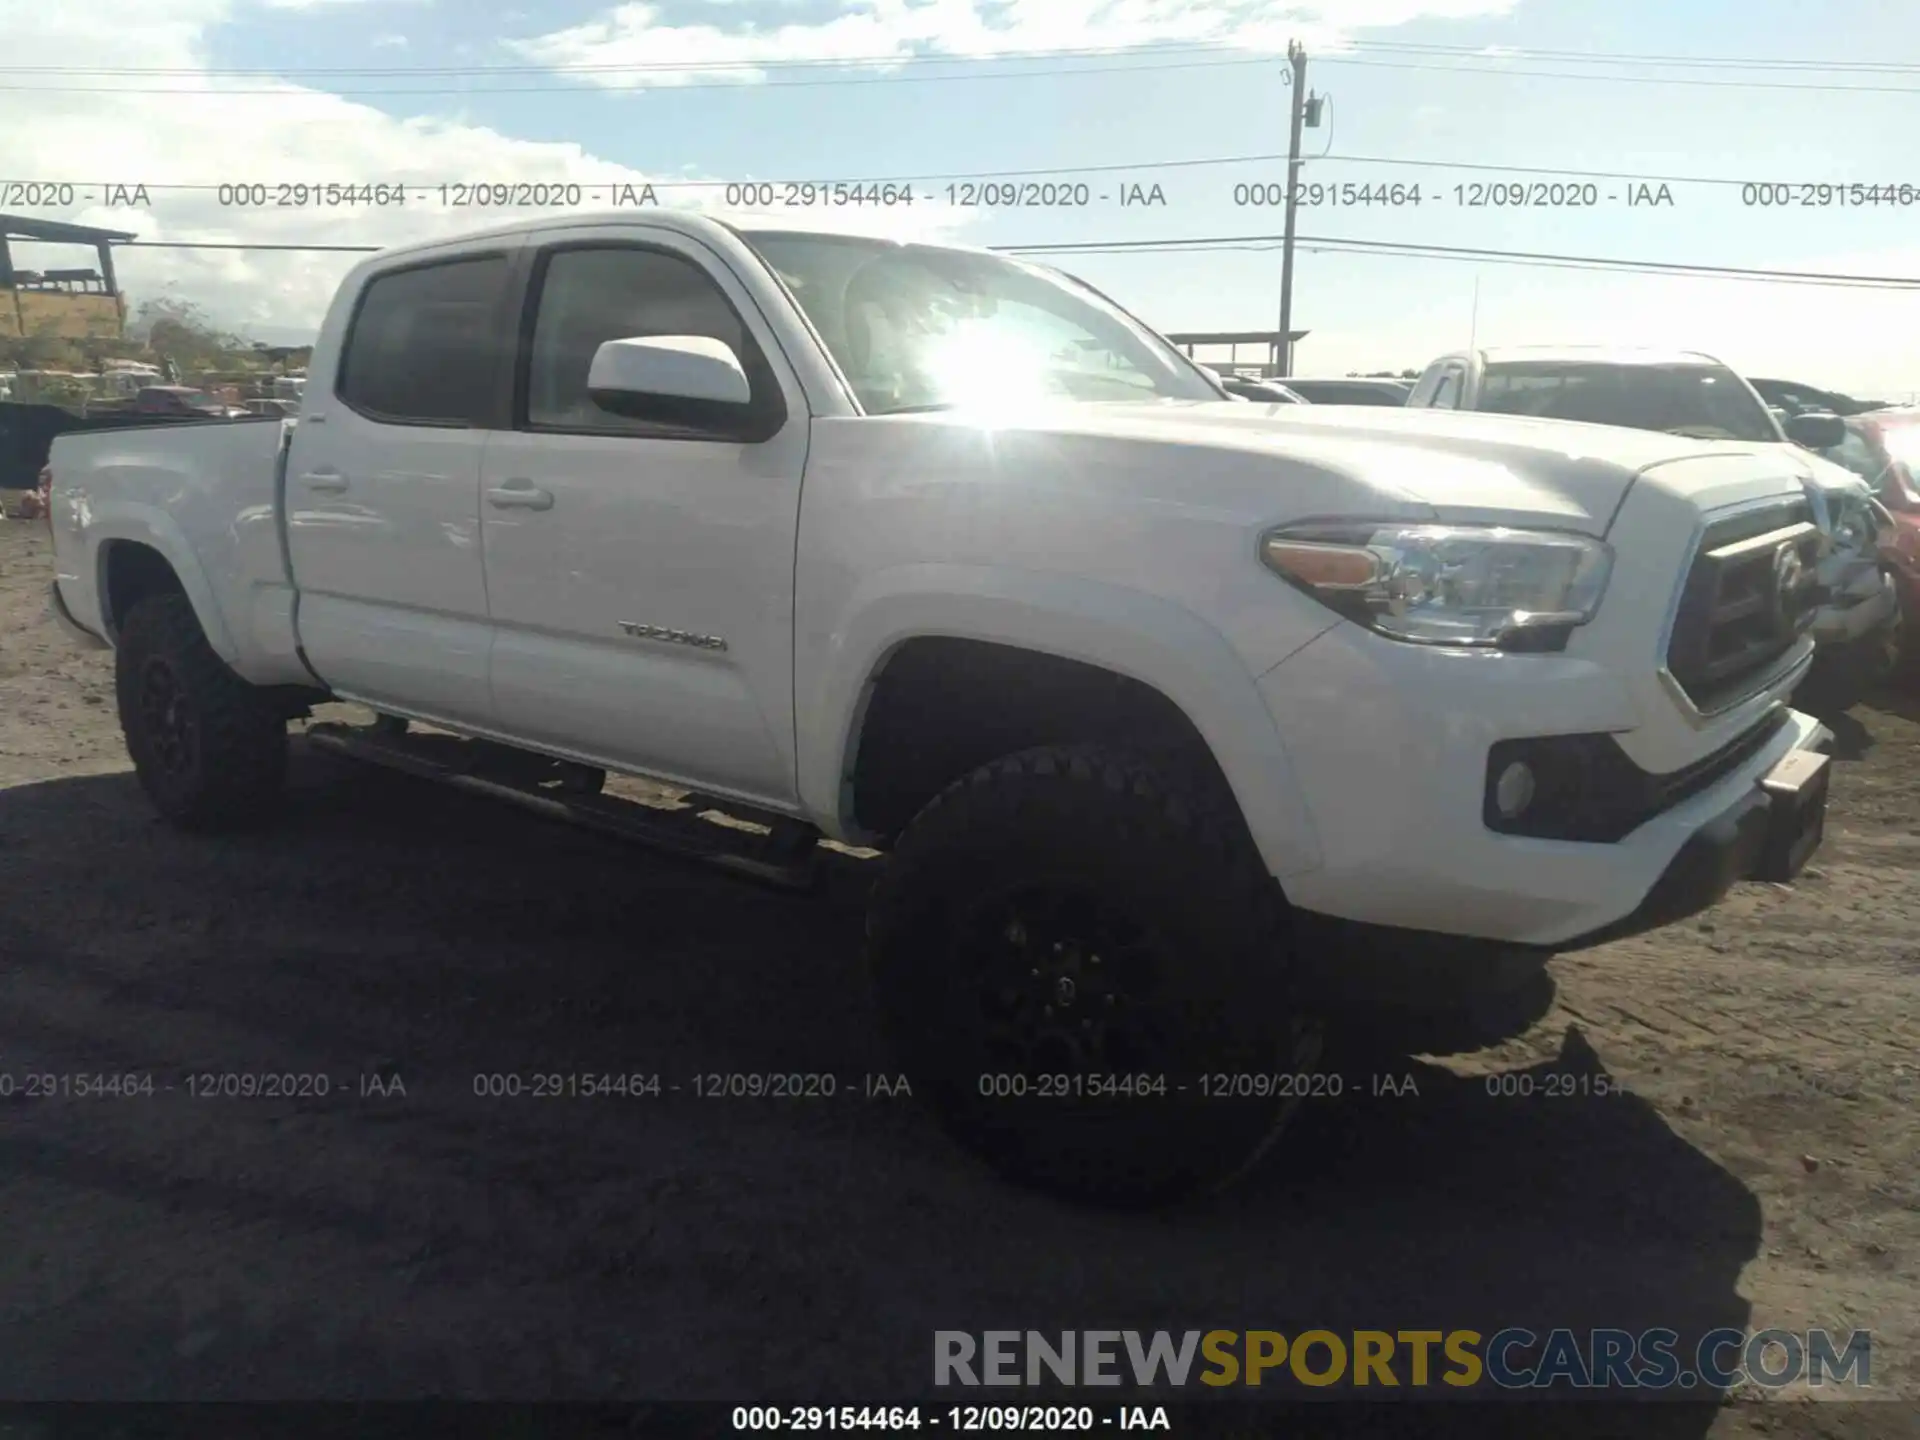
1494;761;1536;819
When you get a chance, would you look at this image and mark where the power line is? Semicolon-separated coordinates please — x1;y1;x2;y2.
15;54;1919;97
2;143;1892;195
1316;56;1920;96
119;240;381;252
12;37;1920;79
102;232;1920;290
1330;40;1920;74
0;54;1277;96
0;152;1295;192
1007;235;1920;289
0;39;1244;77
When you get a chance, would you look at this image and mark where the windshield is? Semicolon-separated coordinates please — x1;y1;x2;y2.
1476;361;1779;443
742;232;1222;414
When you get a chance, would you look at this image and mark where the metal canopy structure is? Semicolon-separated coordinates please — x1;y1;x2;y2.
1165;328;1311;378
0;215;138;297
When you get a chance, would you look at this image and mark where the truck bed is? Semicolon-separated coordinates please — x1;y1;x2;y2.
48;415;308;685
1;401;211;489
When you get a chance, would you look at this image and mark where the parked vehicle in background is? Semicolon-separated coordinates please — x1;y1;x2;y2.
47;213;1838;1205
130;385;247;419
98;364;167;404
1216;374;1307;403
1812;409;1920;671
1749;377;1893;418
1278;377;1411;406
1406;346;1900;703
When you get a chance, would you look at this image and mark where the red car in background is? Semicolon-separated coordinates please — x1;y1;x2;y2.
1817;409;1920;656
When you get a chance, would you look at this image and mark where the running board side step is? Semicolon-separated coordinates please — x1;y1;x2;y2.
303;721;821;891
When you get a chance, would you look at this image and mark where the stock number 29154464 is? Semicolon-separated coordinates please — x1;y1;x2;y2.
732;1406;928;1430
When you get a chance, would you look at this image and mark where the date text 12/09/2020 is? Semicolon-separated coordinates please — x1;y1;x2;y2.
11;176;1920;213
0;180;1171;212
1229;179;1920;207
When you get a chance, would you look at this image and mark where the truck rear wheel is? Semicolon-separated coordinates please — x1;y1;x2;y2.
866;744;1320;1207
115;592;289;831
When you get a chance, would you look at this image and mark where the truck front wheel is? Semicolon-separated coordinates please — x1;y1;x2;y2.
866;744;1320;1206
115;593;289;831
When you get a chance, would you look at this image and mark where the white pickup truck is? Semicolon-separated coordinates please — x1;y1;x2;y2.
47;212;1835;1204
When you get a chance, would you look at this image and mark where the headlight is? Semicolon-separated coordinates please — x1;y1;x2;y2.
1259;521;1613;649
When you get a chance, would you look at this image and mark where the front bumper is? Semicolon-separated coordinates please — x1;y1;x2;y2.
1256;623;1831;949
1291;733;1830;1007
48;580;109;651
1564;737;1829;948
1811;565;1898;648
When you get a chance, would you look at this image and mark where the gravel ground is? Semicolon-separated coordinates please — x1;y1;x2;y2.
0;518;1916;1433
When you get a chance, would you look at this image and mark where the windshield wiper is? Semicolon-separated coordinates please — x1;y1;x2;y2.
870;402;958;416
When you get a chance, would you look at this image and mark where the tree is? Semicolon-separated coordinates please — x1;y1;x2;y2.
129;292;246;371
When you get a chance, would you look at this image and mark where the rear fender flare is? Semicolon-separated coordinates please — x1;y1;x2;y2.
86;507;241;664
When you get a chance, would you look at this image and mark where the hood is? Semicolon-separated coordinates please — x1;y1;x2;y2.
930;400;1816;537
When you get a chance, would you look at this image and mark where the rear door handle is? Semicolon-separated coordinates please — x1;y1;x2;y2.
300;470;348;493
487;481;554;511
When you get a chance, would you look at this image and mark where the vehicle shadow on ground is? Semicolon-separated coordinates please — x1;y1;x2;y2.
0;746;1758;1421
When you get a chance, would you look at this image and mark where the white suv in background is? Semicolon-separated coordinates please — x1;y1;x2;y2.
1407;346;1900;698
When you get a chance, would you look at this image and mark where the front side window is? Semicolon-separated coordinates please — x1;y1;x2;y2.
524;246;755;434
743;232;1219;414
337;255;510;425
1430;367;1463;409
1475;361;1778;442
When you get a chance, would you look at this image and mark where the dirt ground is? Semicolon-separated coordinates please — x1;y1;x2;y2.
0;517;1915;1432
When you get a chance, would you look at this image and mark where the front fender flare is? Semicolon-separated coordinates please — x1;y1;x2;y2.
801;563;1324;879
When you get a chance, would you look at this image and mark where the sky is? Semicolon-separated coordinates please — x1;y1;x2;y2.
4;0;1920;395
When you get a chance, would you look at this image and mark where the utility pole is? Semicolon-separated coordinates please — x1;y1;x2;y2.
1275;39;1309;378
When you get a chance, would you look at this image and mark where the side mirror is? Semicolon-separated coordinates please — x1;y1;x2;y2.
586;335;756;433
1784;410;1845;450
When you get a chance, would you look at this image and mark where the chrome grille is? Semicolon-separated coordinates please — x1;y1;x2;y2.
1664;497;1820;714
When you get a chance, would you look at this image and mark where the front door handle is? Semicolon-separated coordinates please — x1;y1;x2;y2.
487;481;554;511
300;470;348;493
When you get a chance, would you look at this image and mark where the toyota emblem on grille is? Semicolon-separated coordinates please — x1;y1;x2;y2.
1769;542;1815;635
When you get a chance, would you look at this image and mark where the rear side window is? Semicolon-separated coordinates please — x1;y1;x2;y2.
337;255;510;425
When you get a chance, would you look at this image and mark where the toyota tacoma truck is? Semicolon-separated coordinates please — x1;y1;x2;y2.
46;214;1835;1204
1405;345;1901;701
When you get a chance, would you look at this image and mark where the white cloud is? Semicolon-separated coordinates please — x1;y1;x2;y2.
259;0;430;9
512;0;1521;87
371;32;410;46
0;0;972;339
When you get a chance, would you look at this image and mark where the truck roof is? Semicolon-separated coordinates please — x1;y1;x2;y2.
352;209;1003;268
1471;345;1729;369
